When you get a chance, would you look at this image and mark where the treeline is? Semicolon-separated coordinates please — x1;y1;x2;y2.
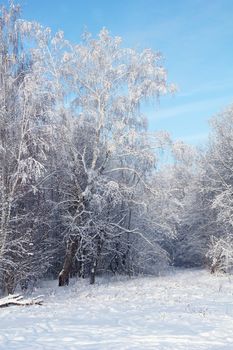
0;3;232;295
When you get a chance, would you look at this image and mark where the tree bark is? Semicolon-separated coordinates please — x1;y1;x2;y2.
90;236;103;285
3;269;15;295
0;294;43;307
58;240;79;286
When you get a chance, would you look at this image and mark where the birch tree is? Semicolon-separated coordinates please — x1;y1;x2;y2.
0;3;56;294
57;29;175;285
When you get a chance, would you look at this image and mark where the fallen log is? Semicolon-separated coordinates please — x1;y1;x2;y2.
0;294;43;308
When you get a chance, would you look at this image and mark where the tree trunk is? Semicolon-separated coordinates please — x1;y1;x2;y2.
122;209;132;275
90;259;97;285
3;271;15;295
90;236;103;285
58;240;79;286
0;294;43;307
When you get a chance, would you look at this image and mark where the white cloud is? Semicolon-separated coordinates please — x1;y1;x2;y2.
179;80;233;98
177;132;209;145
154;96;233;121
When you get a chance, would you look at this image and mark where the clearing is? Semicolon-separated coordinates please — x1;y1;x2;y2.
0;269;232;349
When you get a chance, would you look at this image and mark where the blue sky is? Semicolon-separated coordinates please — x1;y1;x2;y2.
7;0;233;145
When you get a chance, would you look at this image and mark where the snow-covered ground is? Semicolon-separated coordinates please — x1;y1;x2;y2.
0;269;233;350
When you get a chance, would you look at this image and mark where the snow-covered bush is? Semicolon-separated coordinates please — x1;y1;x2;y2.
206;236;233;273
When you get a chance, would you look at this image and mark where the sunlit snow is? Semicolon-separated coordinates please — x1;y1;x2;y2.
0;269;232;349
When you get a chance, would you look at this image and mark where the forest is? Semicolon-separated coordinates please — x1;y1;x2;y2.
0;2;233;296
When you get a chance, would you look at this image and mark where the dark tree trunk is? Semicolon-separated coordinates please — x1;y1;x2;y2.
90;236;103;285
89;259;97;285
122;209;132;275
2;268;16;295
58;240;79;286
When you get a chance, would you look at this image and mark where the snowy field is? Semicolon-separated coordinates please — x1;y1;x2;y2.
0;269;233;350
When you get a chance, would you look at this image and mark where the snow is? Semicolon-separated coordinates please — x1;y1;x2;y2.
0;269;233;349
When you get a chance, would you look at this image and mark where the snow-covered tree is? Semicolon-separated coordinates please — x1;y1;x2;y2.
198;105;233;272
56;29;175;285
0;3;59;294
